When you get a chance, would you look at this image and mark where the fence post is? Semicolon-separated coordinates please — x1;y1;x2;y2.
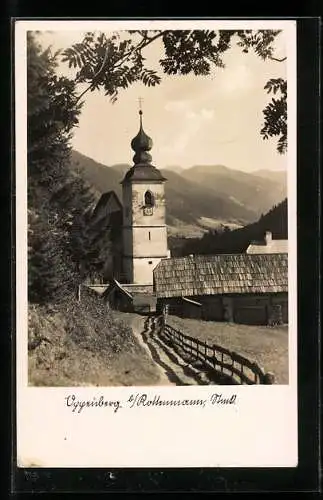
263;372;275;384
163;314;166;332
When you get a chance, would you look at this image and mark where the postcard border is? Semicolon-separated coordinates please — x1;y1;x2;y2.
8;16;321;494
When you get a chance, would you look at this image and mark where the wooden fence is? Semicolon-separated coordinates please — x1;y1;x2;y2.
155;316;275;385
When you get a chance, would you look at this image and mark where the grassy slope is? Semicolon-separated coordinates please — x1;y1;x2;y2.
166;316;289;384
28;294;161;387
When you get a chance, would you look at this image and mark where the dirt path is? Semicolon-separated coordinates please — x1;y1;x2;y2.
130;314;176;386
128;314;212;386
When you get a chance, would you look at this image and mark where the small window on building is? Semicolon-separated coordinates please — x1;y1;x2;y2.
148;231;151;240
144;190;154;207
148;261;153;264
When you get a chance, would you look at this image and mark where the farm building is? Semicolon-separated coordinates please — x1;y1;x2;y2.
246;231;288;254
153;253;288;325
103;280;156;314
85;191;123;282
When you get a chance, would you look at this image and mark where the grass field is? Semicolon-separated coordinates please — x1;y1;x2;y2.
166;315;289;384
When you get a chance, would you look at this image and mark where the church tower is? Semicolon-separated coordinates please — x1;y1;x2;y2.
121;110;170;285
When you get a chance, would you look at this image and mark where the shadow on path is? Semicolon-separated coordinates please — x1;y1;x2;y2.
150;331;210;385
159;331;239;385
141;329;190;385
142;316;239;386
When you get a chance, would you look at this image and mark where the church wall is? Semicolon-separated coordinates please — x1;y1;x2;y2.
132;226;168;257
131;182;166;226
122;183;133;226
122;226;168;258
132;257;164;285
122;180;168;284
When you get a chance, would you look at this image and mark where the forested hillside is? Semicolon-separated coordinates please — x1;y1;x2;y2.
181;198;287;256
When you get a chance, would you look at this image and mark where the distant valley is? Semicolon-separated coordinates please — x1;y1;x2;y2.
70;150;287;238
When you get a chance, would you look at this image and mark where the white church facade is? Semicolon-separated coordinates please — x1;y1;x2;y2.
100;110;170;313
121;109;170;285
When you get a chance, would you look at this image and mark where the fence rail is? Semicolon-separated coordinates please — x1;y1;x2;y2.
155;316;274;385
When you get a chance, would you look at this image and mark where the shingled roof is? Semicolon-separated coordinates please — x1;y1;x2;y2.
91;191;122;219
121;164;167;183
246;239;288;254
154;254;288;298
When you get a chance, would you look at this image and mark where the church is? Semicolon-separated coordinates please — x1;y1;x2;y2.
89;110;288;324
96;110;171;313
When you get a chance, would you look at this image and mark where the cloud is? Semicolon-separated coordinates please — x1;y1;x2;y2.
218;63;254;94
159;103;215;160
164;99;192;113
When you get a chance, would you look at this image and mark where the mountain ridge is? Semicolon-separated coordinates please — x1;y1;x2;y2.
181;164;286;218
70;150;287;237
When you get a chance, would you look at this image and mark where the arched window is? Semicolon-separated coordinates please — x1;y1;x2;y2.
144;190;154;207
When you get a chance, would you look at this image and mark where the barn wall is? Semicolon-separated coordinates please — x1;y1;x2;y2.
232;293;288;325
157;292;288;325
182;300;202;319
271;294;288;323
157;296;227;322
198;296;224;321
156;297;201;319
232;295;269;325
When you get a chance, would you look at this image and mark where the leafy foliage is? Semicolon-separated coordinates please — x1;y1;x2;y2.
28;206;76;304
159;30;225;75
27;34;82;183
261;78;287;154
60;30;287;153
61;31;161;103
235;30;283;60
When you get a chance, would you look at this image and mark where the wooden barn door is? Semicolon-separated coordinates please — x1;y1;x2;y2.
234;305;267;325
201;297;224;321
233;296;268;325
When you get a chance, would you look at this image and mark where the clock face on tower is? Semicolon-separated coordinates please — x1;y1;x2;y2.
143;190;154;215
143;206;153;216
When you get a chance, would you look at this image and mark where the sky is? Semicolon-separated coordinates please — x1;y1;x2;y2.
38;29;287;173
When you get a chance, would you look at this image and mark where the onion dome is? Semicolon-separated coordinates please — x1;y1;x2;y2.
122;110;167;184
131;110;153;165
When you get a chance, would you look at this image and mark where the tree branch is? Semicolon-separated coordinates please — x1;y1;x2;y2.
113;31;164;70
74;31;164;104
74;41;110;104
269;56;287;62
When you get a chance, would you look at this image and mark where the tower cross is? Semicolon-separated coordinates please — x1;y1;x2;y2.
138;96;144;113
